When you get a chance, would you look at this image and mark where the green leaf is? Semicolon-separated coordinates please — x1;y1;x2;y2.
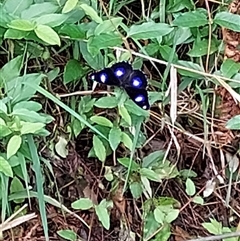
127;22;173;39
94;17;123;35
142;150;165;168
220;59;240;78
109;127;121;151
4;29;28;39
63;59;85;84
88;33;122;56
8;19;36;31
55;136;68;158
177;60;203;78
35;24;60;45
0;55;23;84
35;14;69;28
95;204;110;229
226;115;240;130
188;38;219;57
13;101;42;112
130;182;143;199
21;2;59;19
94;96;118;108
7;135;22;159
57;230;77;241
173;10;208;27
3;0;32;16
117;157;139;171
165;209;179;223
193;196;204;205
154;207;165;224
62;0;78;13
79;4;103;24
185;178;196;196
121;132;133;150
90;116;113;127
214;12;240;32
21;122;45;134
202;220;222;235
93;135;106;162
71;198;93;210
119;106;131;125
0;156;13;177
140;168;160;182
10;177;24;203
59;24;86;39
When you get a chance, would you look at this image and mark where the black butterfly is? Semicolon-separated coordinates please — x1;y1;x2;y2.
89;62;150;110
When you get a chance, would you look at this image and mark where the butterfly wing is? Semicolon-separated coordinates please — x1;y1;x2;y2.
89;68;120;86
110;62;133;84
124;87;150;110
123;69;149;110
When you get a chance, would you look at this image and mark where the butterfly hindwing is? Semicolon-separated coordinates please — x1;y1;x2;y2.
124;70;148;89
89;68;120;86
125;87;150;110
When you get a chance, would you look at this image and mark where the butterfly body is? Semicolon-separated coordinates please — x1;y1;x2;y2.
89;62;150;110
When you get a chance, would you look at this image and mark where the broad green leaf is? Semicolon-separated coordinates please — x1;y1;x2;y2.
0;156;13;177
13;101;42;112
127;22;173;39
188;38;219;57
10;177;24;203
177;60;203;78
63;59;85;84
90;116;113;128
130;182;143;199
0;55;23;85
6;73;44;104
55;136;68;158
3;0;33;16
80;4;103;24
4;29;28;39
185;178;196;196
8;19;36;31
173;11;208;27
62;0;78;13
94;96;118;108
57;230;77;241
21;2;59;19
121;132;133;150
154;207;165;224
117;157;139;171
7;135;22;159
202;220;221;235
226;115;240;130
141;176;152;198
72;198;93;210
88;33;122;56
140;168;160;182
35;24;60;45
35;14;69;28
119;106;131;125
59;24;86;39
142;150;165;168
93;135;106;162
165;209;179;223
220;59;240;78
214;12;240;32
193;196;204;205
94;17;123;35
109;127;121;151
95;204;110;229
21;122;45;134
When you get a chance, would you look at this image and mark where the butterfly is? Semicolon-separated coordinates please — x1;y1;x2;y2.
89;62;150;110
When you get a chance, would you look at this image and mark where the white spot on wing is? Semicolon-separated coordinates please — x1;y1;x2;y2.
100;73;107;83
135;95;144;102
142;105;147;109
133;79;140;87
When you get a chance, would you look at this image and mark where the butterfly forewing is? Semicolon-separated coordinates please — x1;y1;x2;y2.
89;68;120;86
110;62;133;84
